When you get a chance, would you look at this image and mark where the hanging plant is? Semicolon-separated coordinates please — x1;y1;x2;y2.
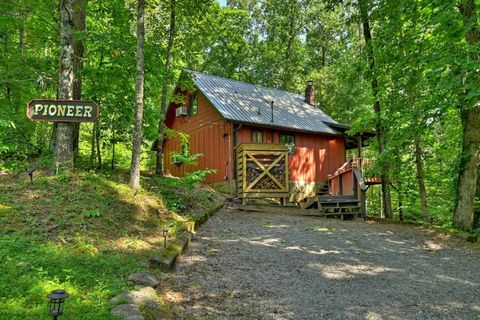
167;129;203;166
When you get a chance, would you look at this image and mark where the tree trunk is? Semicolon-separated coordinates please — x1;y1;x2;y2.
111;141;116;170
455;109;480;230
4;32;10;102
54;0;75;171
72;0;86;152
476;169;480;227
96;121;102;169
454;0;480;230
19;23;25;56
90;122;96;168
359;0;392;219
398;198;403;221
415;136;430;224
130;0;145;189
156;0;176;176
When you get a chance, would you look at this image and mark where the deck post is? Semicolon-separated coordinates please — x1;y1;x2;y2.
360;189;367;220
357;135;363;170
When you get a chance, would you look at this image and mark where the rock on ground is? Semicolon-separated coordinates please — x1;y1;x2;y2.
160;208;480;320
128;272;160;288
111;304;144;320
110;286;158;306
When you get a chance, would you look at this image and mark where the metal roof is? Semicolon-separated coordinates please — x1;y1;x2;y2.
187;70;344;135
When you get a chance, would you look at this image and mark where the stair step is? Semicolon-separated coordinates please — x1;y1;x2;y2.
300;196;318;210
317;212;361;216
319;200;359;205
318;207;360;213
319;196;357;201
320;201;360;208
318;206;360;212
318;211;361;214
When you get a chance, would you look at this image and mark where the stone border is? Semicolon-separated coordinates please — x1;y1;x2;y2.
110;279;160;320
149;203;225;270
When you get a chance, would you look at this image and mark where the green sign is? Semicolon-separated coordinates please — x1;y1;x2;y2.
26;99;99;122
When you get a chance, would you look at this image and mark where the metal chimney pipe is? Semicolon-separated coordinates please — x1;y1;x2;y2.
270;101;274;123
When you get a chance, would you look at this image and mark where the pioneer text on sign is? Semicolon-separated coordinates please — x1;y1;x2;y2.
26;99;99;122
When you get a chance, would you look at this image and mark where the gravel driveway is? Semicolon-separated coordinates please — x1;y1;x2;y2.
160;206;480;320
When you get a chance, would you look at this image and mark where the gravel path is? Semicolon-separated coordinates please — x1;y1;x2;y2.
160;207;480;320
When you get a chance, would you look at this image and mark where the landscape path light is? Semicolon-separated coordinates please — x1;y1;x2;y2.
47;289;69;320
27;167;34;183
163;227;170;248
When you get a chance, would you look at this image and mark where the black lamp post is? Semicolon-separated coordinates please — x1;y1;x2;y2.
47;290;69;320
27;167;34;183
162;227;170;248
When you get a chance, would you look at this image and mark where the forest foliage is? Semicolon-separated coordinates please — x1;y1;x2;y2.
0;0;479;231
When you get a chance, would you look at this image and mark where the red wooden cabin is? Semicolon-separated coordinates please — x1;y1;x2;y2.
163;71;373;208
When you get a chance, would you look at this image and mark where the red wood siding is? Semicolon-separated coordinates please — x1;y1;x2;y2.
237;126;251;143
237;127;278;144
236;126;346;183
330;169;355;196
163;92;231;184
342;170;355;196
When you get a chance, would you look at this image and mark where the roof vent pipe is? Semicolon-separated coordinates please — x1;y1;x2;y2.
270;101;274;123
305;80;315;106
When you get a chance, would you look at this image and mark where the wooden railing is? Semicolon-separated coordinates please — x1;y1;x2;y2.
326;157;383;219
327;157;381;197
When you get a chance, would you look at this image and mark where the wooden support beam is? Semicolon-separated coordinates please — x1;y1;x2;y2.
357;135;363;170
360;190;367;219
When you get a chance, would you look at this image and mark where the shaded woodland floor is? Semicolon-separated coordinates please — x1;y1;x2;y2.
159;207;480;320
0;171;223;319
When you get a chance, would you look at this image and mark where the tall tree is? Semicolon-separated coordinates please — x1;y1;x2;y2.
415;135;430;224
156;0;176;176
72;0;86;151
54;0;75;170
130;0;146;189
358;0;392;219
454;0;480;230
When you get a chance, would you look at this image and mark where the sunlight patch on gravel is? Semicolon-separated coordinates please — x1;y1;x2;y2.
164;290;186;303
246;237;282;247
313;263;399;279
176;254;207;267
365;311;383;320
434;274;479;287
284;245;303;251
422;239;445;251
306;248;342;255
385;238;407;244
263;224;290;228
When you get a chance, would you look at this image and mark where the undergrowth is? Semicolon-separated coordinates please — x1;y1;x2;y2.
0;169;222;319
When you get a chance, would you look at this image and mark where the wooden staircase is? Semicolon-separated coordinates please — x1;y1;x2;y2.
318;183;329;195
317;195;361;219
299;183;329;209
300;158;381;217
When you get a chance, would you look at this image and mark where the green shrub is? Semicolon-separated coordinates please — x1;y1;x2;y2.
183;169;216;188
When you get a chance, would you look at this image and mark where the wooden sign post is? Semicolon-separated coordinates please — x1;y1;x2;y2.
26;99;99;123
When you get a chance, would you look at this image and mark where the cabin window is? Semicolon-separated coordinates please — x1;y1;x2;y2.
280;133;295;154
252;130;263;143
189;92;198;116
